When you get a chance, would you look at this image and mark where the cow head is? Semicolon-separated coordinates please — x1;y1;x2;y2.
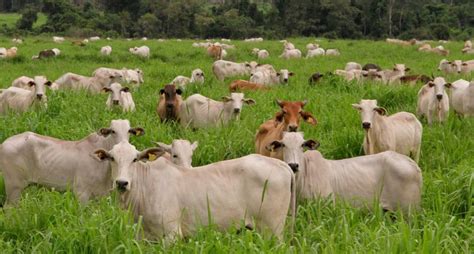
266;132;319;173
427;77;451;101
159;84;182;120
222;93;255;116
451;60;463;73
352;99;386;130
103;83;130;106
94;141;165;192
276;69;294;84
156;139;198;168
98;119;144;145
274;100;317;132
191;69;204;83
393;64;410;73
30;76;53;101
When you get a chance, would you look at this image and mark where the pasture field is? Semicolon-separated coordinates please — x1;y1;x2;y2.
0;37;473;253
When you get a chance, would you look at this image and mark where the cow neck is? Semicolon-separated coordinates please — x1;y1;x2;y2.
368;113;387;145
296;151;325;200
121;162;152;218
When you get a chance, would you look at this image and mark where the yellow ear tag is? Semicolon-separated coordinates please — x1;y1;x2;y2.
135;130;142;135
148;153;157;161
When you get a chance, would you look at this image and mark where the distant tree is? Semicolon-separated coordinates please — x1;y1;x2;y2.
16;4;38;30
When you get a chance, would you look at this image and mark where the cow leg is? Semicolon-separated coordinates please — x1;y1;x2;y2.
4;178;28;206
427;110;434;125
75;190;91;204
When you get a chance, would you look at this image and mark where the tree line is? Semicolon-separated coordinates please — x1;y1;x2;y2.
1;0;473;40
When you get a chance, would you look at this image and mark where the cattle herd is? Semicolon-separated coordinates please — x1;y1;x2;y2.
0;36;473;242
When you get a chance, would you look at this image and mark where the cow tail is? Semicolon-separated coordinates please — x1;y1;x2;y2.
289;170;296;240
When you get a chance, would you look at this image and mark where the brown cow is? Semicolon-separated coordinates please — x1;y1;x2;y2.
400;75;432;85
38;50;56;59
157;84;183;122
207;45;223;60
255;100;317;160
229;80;269;92
308;72;323;85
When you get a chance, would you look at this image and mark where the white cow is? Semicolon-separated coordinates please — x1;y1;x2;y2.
93;141;295;241
11;76;34;89
156;139;198;168
438;59;458;74
326;49;340;56
0;120;144;205
279;49;302;59
54;72;122;92
334;69;364;82
171;69;204;88
282;40;295;50
52;48;61;56
449;79;473;117
53;36;64;43
100;46;112;56
257;49;269;59
0;47;17;58
345;62;362;71
89;36;100;41
306;48;325;58
180;93;255;128
306;43;319;50
378;64;410;85
250;69;294;85
104;83;135;112
251;48;260;55
416;77;451;124
352;99;422;162
0;76;52;114
129;46;150;58
266;132;422;212
212;60;257;81
93;67;144;85
12;38;23;44
460;60;474;74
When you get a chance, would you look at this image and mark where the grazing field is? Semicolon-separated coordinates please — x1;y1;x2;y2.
0;37;473;253
0;13;47;29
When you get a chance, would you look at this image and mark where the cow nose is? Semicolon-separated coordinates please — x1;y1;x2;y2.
283;78;288;82
288;125;298;132
362;122;371;129
36;94;43;100
233;108;240;113
116;180;128;191
166;103;174;108
436;94;443;100
288;163;299;172
113;100;119;105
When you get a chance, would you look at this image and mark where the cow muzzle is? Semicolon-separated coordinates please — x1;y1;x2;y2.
362;122;371;129
113;100;120;105
436;94;443;101
233;108;241;114
288;163;299;172
36;94;43;100
116;180;129;192
288;125;298;132
283;78;288;83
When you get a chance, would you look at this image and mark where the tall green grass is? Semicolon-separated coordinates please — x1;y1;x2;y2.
0;37;472;253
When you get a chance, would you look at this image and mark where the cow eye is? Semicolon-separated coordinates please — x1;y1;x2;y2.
173;155;178;158
133;158;137;162
111;130;116;134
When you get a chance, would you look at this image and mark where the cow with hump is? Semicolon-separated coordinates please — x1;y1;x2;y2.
0;119;144;205
266;132;422;213
255;100;317;161
94;141;296;241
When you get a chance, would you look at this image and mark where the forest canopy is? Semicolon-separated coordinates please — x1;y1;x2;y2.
1;0;473;40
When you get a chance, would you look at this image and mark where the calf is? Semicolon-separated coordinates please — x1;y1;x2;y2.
416;77;451;124
212;60;257;81
279;49;302;59
157;84;183;122
450;79;474;117
0;76;52;114
104;83;135;112
352;99;422;162
250;69;294;85
255;100;317;160
54;72;122;92
101;46;112;56
129;46;150;58
180;93;255;128
207;45;223;60
229;80;269;92
156;139;198;168
308;72;323;85
94;141;295;241
0;119;144;205
267;132;422;213
171;69;204;88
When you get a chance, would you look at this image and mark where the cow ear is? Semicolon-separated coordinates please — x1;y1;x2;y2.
265;140;284;152
160;89;165;94
352;103;362;110
274;111;284;125
301;111;317;125
45;81;52;87
129;127;145;136
221;96;232;102
28;81;36;87
93;149;112;161
303;140;320;150
98;128;114;136
445;83;452;88
176;89;183;95
191;141;199;151
109;75;115;79
155;142;172;153
375;107;387;115
121;87;130;93
102;87;112;93
288;72;294;76
137;148;165;162
300;100;308;108
405;68;410;72
276;99;284;108
244;98;256;105
428;82;435;87
276;72;281;76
